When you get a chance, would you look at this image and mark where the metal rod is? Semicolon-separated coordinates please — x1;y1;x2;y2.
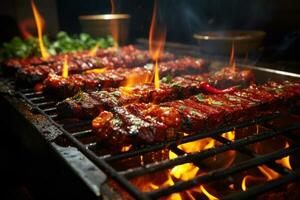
146;146;300;199
213;135;290;175
23;91;43;96
28;96;46;101
35;101;56;106
62;120;91;129
121;124;300;179
223;169;300;200
42;107;57;112
72;129;93;138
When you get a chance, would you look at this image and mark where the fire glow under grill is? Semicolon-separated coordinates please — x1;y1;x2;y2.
13;73;300;199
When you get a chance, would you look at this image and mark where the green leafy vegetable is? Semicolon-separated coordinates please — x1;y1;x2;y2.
0;31;114;62
195;94;205;102
211;100;223;106
161;74;173;83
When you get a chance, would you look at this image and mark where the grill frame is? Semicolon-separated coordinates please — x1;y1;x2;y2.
1;60;300;199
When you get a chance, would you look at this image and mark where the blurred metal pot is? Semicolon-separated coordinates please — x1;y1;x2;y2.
193;30;266;55
79;14;130;45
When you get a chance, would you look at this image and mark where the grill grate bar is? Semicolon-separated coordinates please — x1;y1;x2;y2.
120;124;300;179
19;88;34;93
35;101;57;106
72;129;93;138
62;120;91;130
213;135;291;175
23;91;43;96
28;96;46;101
49;114;58;119
15;83;300;200
223;169;300;200
146;146;300;199
42;107;57;112
53;121;150;200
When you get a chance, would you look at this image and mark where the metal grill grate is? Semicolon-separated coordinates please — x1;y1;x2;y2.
17;87;300;200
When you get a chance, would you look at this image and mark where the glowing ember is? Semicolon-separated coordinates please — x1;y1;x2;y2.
149;0;166;89
30;0;49;59
62;56;69;78
84;68;107;74
275;142;292;170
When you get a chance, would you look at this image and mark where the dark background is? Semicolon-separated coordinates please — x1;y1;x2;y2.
1;0;300;61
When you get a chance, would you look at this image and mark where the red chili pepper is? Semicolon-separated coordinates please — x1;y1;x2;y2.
200;82;239;94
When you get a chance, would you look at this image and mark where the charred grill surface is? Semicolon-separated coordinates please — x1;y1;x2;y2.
91;81;300;148
43;57;207;98
56;67;254;119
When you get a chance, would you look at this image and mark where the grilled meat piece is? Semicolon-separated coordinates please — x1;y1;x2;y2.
57;67;253;119
43;67;151;98
92;81;300;148
1;45;160;75
207;67;255;88
2;50;92;75
14;45;174;84
44;57;207;98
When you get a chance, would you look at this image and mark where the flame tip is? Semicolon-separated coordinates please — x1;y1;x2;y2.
31;0;49;59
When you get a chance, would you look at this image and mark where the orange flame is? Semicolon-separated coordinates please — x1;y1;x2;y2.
169;131;235;181
19;18;36;39
84;67;107;74
222;130;235;142
111;0;116;14
120;71;152;96
30;0;49;59
241;175;265;191
242;142;291;191
149;0;166;89
229;41;236;70
154;60;160;89
200;185;219;200
88;43;99;57
275;142;292;170
242;164;281;191
62;56;69;78
257;165;280;181
166;131;235;199
121;145;132;152
110;0;119;48
135;131;236;199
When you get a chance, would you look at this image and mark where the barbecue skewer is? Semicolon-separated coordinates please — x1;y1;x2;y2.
43;57;208;98
56;67;254;119
92;81;300;148
13;45;174;84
